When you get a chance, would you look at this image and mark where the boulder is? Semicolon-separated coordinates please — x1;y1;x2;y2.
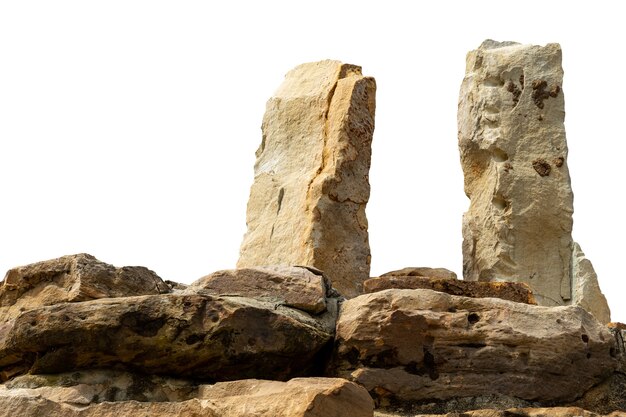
0;293;333;382
199;377;374;417
380;267;457;280
331;289;616;404
457;40;610;322
363;276;535;304
374;408;621;417
572;243;612;324
238;60;376;297
0;254;169;322
0;376;373;417
191;266;330;314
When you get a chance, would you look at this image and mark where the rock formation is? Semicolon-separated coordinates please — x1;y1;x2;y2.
331;288;616;404
237;60;376;297
458;40;610;322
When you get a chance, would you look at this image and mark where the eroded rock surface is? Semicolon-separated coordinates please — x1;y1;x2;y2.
0;254;169;323
199;377;374;417
380;268;457;280
192;266;330;314
331;289;616;405
0;376;373;417
0;293;333;382
238;60;376;297
363;276;535;304
458;40;610;322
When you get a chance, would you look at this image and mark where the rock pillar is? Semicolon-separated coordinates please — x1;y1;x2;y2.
238;60;376;297
458;40;610;322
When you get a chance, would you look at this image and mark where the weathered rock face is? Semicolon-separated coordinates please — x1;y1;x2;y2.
380;267;457;280
0;293;334;382
192;266;330;314
0;376;373;417
374;408;623;417
0;254;169;323
331;289;616;404
457;40;610;322
238;60;376;297
199;377;374;417
572;243;611;324
363;276;535;304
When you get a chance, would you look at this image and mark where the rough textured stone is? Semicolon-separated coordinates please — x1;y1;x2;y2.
572;243;611;324
374;408;624;417
191;266;330;314
458;40;610;322
331;289;616;404
380;268;457;280
573;372;626;415
363;276;535;304
0;377;373;417
199;377;374;417
238;60;376;297
3;369;197;403
0;293;333;382
0;254;169;322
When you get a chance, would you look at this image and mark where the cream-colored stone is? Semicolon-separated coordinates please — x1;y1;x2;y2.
238;60;376;297
199;377;374;417
458;40;609;321
0;377;373;417
572;243;611;324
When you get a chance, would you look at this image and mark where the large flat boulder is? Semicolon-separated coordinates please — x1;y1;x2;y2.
0;293;333;382
0;254;169;322
457;40;610;323
0;376;373;417
331;289;617;404
363;276;535;304
191;266;330;314
238;60;376;297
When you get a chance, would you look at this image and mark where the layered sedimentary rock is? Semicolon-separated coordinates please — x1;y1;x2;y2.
458;40;610;321
380;267;457;280
331;289;616;404
192;266;330;314
238;60;376;297
363;275;535;304
0;254;169;322
0;376;373;417
0;293;334;382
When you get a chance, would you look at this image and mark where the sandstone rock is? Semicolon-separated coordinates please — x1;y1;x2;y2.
0;293;333;382
192;266;330;314
0;376;373;417
363;276;535;304
238;60;376;297
573;372;626;415
199;377;374;417
457;41;610;323
0;254;169;322
572;243;611;324
331;289;616;404
4;369;197;403
374;408;622;417
380;267;457;280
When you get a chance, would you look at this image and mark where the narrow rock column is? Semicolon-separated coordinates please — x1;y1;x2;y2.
238;60;376;297
458;40;610;322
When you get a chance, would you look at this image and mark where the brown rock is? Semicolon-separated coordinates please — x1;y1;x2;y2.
374;408;616;417
199;377;374;417
192;266;330;314
574;372;626;415
0;254;169;322
380;267;457;280
0;293;333;382
331;289;616;404
0;376;373;417
238;60;376;297
363;276;536;304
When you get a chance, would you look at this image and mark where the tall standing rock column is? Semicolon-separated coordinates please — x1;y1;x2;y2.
238;60;376;297
458;40;610;322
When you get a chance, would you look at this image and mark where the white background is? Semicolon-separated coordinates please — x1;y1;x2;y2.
1;2;624;321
